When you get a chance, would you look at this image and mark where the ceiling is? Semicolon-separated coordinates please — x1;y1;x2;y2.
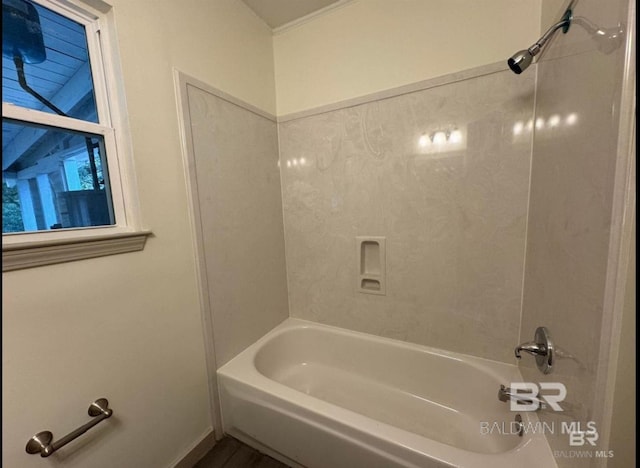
241;0;341;29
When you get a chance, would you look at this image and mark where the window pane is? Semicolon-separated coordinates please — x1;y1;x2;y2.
2;0;98;122
2;118;115;233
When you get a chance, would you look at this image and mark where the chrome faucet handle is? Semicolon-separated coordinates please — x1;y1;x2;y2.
514;327;554;374
514;341;547;359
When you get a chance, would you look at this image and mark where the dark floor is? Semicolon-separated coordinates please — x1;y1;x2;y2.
194;436;291;468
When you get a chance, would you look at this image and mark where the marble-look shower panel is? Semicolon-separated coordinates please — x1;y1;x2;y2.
187;85;289;367
519;0;631;462
278;69;536;363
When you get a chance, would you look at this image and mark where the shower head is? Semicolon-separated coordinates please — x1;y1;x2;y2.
507;9;572;74
507;50;534;75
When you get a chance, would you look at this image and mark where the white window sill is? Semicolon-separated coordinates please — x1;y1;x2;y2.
2;230;152;272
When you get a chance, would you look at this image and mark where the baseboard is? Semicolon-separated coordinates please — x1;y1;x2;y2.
172;429;218;468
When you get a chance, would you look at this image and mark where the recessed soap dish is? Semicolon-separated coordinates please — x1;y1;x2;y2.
361;278;381;291
356;237;386;295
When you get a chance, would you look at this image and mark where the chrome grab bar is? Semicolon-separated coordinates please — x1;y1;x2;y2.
25;398;113;457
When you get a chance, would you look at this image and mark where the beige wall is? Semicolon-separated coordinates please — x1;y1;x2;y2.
541;0;570;29
273;0;542;116
2;1;275;467
112;0;276;116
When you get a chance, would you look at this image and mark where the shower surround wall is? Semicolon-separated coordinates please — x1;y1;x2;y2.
278;67;536;363
186;84;289;367
519;0;634;464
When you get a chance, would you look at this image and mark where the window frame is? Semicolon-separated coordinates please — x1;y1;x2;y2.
2;0;150;271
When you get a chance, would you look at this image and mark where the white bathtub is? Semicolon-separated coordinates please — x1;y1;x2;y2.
217;319;557;468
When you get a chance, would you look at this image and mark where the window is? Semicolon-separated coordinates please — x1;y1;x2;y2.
2;0;149;271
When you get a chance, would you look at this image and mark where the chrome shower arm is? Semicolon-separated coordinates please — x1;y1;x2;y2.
507;8;572;74
529;17;572;56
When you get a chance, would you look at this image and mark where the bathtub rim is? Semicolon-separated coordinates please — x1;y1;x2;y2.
248;317;522;378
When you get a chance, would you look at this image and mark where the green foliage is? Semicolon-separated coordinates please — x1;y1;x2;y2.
78;157;104;190
2;181;25;233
